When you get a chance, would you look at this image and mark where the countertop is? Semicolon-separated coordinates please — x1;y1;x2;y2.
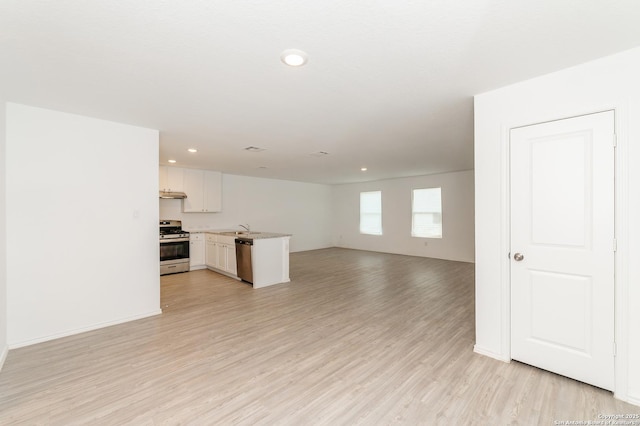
184;228;291;240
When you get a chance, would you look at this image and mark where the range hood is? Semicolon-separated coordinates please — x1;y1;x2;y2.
159;191;187;199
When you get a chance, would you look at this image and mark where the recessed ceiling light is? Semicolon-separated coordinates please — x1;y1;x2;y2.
281;49;308;67
361;167;368;171
168;159;177;163
187;148;197;153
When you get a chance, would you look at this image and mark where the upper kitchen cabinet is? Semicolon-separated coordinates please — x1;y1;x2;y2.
182;169;222;213
159;166;184;193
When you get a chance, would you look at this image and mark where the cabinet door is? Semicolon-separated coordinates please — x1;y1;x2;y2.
205;240;217;267
159;166;185;192
183;169;205;212
203;171;222;212
216;243;227;270
226;244;237;275
159;166;168;192
167;167;184;192
189;233;205;267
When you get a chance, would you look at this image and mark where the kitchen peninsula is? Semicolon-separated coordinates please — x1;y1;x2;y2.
187;229;291;289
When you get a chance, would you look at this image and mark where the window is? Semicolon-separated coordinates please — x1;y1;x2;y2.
412;188;442;238
360;191;382;235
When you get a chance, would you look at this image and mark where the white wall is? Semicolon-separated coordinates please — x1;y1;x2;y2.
0;102;7;367
6;103;161;347
159;173;333;253
474;47;640;405
331;170;475;263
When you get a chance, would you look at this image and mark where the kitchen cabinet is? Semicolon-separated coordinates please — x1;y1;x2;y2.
183;169;222;213
159;166;184;193
202;232;289;285
216;235;237;275
216;242;227;270
204;234;237;277
189;233;205;270
226;244;237;275
205;234;217;268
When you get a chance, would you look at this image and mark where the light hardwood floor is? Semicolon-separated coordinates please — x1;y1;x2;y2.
0;248;638;425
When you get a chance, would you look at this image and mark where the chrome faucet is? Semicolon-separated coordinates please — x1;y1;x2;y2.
239;224;250;232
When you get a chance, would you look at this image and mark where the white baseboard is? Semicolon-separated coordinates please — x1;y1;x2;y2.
0;344;8;372
614;391;640;408
625;393;640;408
8;309;162;349
473;344;511;363
206;266;241;281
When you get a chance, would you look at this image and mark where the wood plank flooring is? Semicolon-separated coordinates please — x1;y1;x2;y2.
0;248;638;425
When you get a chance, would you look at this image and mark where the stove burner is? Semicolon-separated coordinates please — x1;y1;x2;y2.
159;219;189;239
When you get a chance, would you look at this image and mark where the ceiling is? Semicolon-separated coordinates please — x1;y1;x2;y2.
1;1;639;185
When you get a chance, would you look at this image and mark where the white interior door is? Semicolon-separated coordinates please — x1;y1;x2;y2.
510;111;615;391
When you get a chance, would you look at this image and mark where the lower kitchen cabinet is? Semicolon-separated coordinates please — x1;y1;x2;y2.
205;233;237;277
205;234;217;268
221;245;237;275
216;243;227;270
202;233;289;287
226;244;237;275
189;233;205;270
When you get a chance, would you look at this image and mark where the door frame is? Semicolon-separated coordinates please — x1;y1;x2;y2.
498;105;630;401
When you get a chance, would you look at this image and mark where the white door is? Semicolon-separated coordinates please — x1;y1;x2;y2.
510;111;615;391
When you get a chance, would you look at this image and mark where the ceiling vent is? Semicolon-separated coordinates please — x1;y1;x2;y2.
244;146;265;152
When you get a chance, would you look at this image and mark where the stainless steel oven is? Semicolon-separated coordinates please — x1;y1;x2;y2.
160;220;190;275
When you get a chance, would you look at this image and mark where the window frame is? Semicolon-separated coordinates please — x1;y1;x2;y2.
359;190;383;235
411;187;442;239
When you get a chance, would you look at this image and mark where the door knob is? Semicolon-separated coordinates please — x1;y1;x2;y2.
513;253;524;261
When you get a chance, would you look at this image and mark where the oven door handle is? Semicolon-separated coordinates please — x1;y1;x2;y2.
160;238;190;243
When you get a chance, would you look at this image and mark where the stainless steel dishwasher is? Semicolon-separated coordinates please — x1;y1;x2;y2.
235;238;253;283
